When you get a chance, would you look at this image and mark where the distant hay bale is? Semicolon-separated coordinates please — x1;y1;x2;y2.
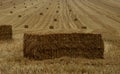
13;6;16;8
46;8;49;9
54;19;57;22
40;13;43;15
74;18;78;21
23;32;104;60
69;9;72;12
25;6;27;8
35;7;37;8
56;10;59;13
81;26;87;29
0;25;12;40
49;26;54;29
10;11;13;14
13;3;15;5
24;25;28;28
18;15;22;18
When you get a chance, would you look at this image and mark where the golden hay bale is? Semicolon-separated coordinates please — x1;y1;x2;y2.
0;25;12;40
23;32;104;60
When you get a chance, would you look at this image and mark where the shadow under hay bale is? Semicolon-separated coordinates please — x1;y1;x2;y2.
0;25;12;40
24;32;104;60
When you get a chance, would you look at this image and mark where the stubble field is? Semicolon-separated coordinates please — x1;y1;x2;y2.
0;0;120;73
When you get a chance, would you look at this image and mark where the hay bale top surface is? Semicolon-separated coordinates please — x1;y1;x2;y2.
24;29;101;36
0;25;12;27
24;30;103;50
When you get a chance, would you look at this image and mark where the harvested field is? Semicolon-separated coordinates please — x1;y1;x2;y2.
0;0;120;73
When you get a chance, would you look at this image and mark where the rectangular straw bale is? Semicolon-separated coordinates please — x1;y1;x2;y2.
23;33;104;60
0;25;12;40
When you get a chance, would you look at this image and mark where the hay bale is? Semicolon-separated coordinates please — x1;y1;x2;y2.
0;25;12;40
49;26;54;29
56;10;59;13
13;6;16;8
18;15;22;18
81;26;87;29
40;13;43;15
24;25;28;28
74;18;78;21
10;11;13;14
24;32;104;60
69;9;72;12
25;6;27;8
54;19;57;22
35;7;37;8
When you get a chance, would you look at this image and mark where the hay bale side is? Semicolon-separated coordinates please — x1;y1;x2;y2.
24;33;104;60
0;25;12;40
